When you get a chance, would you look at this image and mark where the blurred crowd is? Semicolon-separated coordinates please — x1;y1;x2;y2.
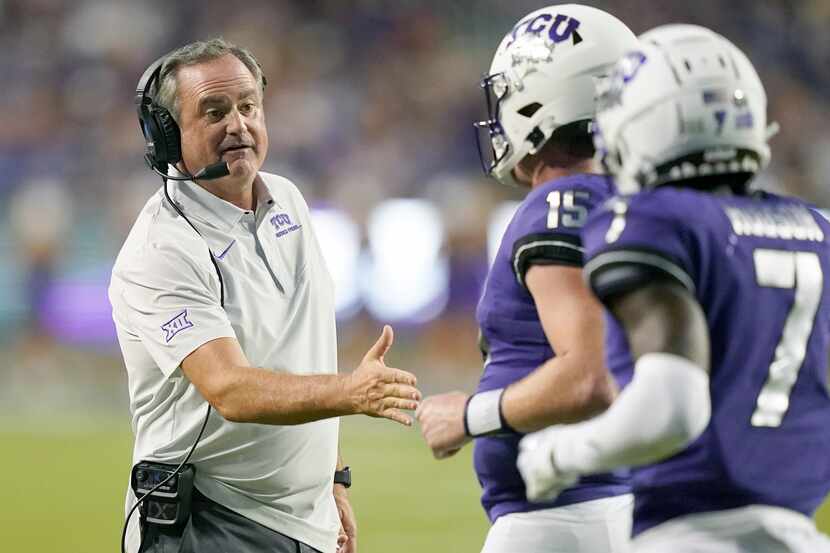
1;0;828;412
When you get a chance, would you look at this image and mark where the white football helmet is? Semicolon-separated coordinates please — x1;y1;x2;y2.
593;24;775;195
474;4;638;187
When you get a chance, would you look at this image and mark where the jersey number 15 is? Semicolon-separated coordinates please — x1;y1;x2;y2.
546;190;590;229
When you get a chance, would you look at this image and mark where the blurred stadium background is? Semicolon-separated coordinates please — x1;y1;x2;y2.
1;0;829;550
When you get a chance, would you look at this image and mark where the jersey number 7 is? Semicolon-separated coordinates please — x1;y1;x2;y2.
751;249;823;428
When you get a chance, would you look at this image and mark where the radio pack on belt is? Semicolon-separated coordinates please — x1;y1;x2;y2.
130;461;196;527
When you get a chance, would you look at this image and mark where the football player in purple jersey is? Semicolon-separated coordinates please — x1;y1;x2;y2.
518;24;830;553
415;5;638;552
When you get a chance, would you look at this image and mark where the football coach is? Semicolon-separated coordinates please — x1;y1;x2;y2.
109;38;421;553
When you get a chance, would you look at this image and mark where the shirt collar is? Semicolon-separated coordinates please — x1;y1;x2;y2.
255;176;276;211
169;172;274;232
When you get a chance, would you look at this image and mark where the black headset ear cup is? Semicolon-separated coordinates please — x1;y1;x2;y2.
138;106;160;163
151;106;182;165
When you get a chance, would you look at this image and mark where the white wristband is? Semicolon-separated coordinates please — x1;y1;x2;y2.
465;388;505;437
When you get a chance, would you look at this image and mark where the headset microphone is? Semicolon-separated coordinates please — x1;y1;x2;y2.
149;160;231;182
193;161;230;180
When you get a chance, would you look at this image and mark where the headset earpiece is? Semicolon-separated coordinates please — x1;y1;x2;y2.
135;55;182;171
150;105;181;165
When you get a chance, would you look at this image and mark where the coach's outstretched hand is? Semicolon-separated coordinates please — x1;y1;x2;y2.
346;325;421;426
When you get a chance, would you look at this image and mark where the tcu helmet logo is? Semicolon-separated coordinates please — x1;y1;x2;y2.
506;12;582;49
596;52;648;111
161;310;194;343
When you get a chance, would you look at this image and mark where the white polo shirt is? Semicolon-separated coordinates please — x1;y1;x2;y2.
109;171;339;553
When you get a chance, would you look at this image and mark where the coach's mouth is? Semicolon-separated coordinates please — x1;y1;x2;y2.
220;144;254;159
222;144;251;151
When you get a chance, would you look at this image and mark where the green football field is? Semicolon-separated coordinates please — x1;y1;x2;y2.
1;417;487;552
3;416;829;552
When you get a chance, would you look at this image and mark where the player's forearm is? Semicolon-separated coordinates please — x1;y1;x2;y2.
501;353;615;433
553;353;710;475
209;365;356;424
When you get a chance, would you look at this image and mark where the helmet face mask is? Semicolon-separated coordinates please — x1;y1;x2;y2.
593;24;773;195
474;72;513;178
473;4;640;187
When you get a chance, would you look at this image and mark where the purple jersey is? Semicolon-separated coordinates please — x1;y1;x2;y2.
583;187;830;536
474;174;631;522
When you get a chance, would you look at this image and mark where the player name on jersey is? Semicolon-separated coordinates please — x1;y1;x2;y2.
723;204;824;242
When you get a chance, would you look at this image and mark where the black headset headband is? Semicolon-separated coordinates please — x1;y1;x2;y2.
135;54;167;109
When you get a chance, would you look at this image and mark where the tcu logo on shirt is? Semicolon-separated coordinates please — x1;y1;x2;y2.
270;212;303;238
161;310;194;343
271;213;292;228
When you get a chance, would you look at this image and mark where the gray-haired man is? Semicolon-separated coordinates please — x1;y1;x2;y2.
111;38;421;553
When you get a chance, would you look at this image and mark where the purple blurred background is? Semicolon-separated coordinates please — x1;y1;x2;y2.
1;0;828;412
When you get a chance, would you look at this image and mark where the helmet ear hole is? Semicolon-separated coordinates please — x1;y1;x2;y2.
517;103;543;118
527;127;546;150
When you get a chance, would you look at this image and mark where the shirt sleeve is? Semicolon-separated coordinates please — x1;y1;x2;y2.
115;242;237;377
510;184;603;289
582;196;697;304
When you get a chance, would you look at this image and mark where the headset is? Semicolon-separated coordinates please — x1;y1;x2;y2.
122;49;256;553
136;55;183;176
136;54;232;181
